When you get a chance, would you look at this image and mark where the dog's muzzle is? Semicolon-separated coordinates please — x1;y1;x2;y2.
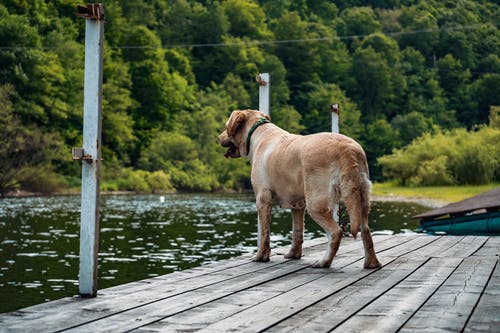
219;132;241;158
223;142;240;158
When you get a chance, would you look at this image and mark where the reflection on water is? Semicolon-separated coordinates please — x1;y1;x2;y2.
0;193;428;313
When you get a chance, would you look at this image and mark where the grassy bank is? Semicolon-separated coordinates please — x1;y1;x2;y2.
372;182;500;204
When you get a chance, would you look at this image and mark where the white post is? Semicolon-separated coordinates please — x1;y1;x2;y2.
330;104;340;223
256;73;270;116
255;73;270;248
76;3;104;297
330;103;340;134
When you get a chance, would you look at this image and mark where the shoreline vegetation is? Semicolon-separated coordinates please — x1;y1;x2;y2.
2;183;498;209
1;1;499;198
371;183;500;207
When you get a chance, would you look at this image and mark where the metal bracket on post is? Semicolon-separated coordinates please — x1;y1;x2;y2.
76;3;104;20
76;3;104;298
330;103;340;134
72;147;93;163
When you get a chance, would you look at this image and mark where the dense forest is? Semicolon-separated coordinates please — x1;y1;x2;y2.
1;0;499;194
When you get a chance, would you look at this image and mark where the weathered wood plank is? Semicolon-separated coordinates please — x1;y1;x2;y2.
399;257;497;332
434;236;489;258
1;235;497;333
131;236;422;332
0;258;306;332
61;236;392;332
471;236;500;257
131;236;489;333
166;237;440;333
329;257;462;333
62;261;313;333
45;235;408;329
193;261;383;333
0;237;332;329
463;259;500;333
267;235;467;332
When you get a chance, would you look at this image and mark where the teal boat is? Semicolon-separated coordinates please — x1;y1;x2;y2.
415;187;500;235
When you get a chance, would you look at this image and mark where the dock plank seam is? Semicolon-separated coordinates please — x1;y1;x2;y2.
157;238;443;332
462;259;499;333
264;257;433;333
394;257;466;332
2;235;498;333
398;257;498;333
58;237;407;332
186;237;474;332
129;237;431;332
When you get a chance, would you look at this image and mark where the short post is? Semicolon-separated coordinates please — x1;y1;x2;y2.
330;104;340;223
75;3;104;297
256;73;270;116
330;103;340;134
255;73;270;248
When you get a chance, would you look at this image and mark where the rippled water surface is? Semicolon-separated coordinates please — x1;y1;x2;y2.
0;193;428;313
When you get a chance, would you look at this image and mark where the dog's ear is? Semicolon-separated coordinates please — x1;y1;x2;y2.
227;111;247;137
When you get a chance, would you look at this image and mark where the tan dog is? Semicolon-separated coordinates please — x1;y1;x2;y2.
218;109;381;268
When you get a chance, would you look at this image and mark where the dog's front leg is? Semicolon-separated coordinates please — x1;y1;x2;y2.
254;190;272;262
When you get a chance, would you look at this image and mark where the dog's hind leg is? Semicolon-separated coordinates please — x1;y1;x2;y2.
342;178;381;269
307;199;343;268
285;208;304;259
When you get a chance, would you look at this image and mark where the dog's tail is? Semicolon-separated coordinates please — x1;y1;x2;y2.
348;172;371;239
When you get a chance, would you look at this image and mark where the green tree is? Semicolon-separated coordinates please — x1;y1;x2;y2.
121;25;196;141
472;74;500;125
350;46;399;119
223;0;272;40
270;11;317;88
0;6;69;125
362;118;401;180
301;82;363;140
397;6;439;57
102;48;137;165
436;54;473;127
338;6;381;37
0;85;64;194
391;111;435;145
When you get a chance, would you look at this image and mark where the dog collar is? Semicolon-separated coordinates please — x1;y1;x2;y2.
245;117;270;155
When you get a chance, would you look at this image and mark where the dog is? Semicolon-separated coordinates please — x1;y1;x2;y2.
218;109;381;269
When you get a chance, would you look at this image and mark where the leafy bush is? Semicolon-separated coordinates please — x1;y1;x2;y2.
379;126;500;186
449;128;500;184
146;170;174;193
409;156;454;186
139;131;220;191
17;167;68;193
119;169;150;192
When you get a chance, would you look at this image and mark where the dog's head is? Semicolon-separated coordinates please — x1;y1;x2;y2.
218;109;270;158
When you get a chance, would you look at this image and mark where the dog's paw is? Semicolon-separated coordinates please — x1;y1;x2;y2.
364;258;382;269
311;259;331;268
253;250;270;262
284;250;302;260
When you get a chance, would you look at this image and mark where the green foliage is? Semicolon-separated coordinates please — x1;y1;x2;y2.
0;84;65;194
363;118;401;180
391;111;435;145
1;0;499;193
379;125;500;186
489;106;500;129
338;6;381;37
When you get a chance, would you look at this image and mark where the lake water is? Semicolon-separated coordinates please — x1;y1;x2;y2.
0;193;429;313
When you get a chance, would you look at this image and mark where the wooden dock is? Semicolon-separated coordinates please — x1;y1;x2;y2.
1;234;499;332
